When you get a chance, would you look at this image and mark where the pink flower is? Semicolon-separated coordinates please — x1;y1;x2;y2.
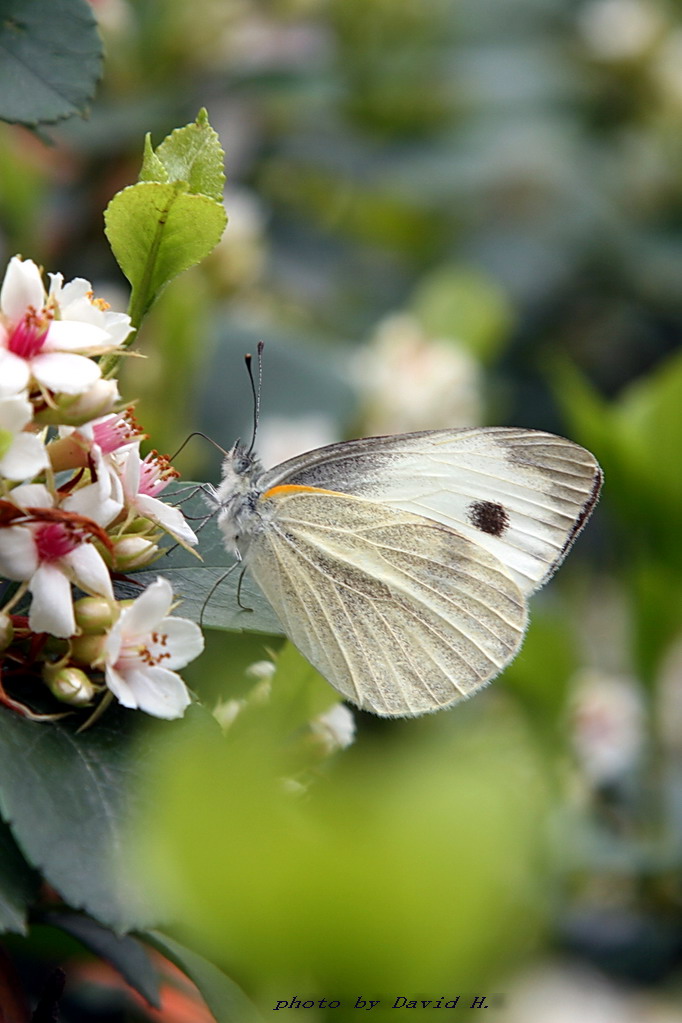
119;447;198;547
0;256;131;397
61;411;145;527
0;484;113;638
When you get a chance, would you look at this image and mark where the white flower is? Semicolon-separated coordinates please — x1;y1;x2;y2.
569;669;645;784
0;484;113;638
48;272;133;347
353;312;482;434
0;393;49;480
310;703;356;753
103;577;203;719
118;446;198;547
0;256;131;397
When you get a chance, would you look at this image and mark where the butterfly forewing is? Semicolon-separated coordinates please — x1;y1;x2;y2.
247;487;528;716
260;428;602;596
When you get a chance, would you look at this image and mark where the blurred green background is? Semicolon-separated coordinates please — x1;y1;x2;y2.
2;0;682;1018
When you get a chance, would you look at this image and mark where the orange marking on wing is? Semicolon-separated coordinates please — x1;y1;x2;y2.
261;484;341;501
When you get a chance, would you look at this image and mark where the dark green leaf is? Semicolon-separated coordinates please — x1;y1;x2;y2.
40;910;160;1007
0;0;102;127
0;815;40;935
0;708;152;933
142;929;265;1023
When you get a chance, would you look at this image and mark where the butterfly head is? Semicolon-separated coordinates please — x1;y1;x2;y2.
218;441;262;499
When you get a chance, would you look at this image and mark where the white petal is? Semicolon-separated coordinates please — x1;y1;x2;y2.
62;481;123;527
31;351;101;394
10;482;53;508
29;563;76;637
0;393;32;431
1;257;45;322
103;617;124;667
154;616;205;670
102;312;134;346
0;525;38;579
120;577;173;636
43;319;112;353
0;350;30;396
135;493;198;545
121;446;141;495
0;433;49;480
111;664;191;719
47;271;64;300
104;662;137;708
63;543;114;599
55;277;92;311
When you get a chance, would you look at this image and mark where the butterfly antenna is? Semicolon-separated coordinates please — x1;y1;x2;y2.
170;431;228;462
245;340;264;455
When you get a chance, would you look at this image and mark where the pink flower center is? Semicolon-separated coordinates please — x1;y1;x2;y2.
8;308;52;360
92;411;144;454
138;451;179;498
35;523;79;562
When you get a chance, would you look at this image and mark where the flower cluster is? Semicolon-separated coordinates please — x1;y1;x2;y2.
0;256;203;721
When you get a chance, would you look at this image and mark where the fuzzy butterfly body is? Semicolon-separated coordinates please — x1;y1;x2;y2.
213;426;602;717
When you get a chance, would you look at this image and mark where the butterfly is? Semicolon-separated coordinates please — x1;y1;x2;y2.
210;354;602;718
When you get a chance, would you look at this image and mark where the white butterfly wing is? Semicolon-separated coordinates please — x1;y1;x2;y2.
246;487;527;716
260;428;602;596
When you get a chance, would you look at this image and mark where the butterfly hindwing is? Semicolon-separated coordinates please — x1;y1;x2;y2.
248;486;527;716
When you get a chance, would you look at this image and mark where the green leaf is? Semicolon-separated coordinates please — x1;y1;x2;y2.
0;815;40;935
139;134;169;184
121;483;283;636
0;0;102;127
142;929;265;1023
40;910;160;1007
142;713;547;996
152;107;226;202
0;708;152;933
104;183;226;324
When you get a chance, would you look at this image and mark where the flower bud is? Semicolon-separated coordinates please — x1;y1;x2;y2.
110;535;160;570
44;665;97;706
122;516;162;538
74;596;116;634
70;633;107;667
33;379;121;427
0;613;14;652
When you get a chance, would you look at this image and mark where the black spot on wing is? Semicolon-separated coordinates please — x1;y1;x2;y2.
467;500;510;537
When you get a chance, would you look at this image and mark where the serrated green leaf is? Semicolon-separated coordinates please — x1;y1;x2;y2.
40;910;160;1007
0;708;152;933
142;930;265;1023
104;183;226;321
153;108;226;202
0;0;102;127
0;815;40;935
139;133;169;184
120;483;283;635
